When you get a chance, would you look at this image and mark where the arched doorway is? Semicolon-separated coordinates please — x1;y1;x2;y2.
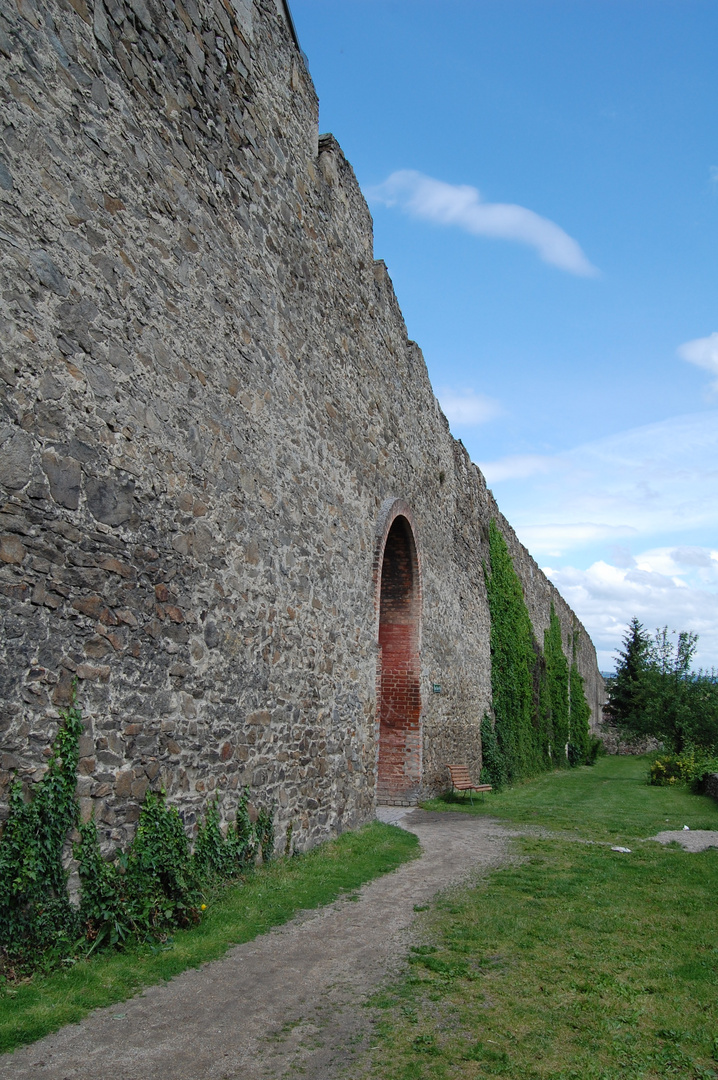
375;506;422;803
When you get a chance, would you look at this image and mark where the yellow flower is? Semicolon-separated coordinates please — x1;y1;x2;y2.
201;904;207;911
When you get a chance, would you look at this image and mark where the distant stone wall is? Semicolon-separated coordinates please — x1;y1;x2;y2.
595;724;661;756
0;0;603;852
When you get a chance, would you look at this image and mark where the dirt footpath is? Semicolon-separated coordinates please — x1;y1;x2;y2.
1;810;518;1080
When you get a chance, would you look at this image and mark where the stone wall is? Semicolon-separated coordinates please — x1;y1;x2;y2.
0;0;603;852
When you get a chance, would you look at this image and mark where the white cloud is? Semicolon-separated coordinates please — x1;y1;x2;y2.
543;554;718;670
633;546;718;583
480;410;718;557
367;170;599;277
677;332;718;391
437;387;502;427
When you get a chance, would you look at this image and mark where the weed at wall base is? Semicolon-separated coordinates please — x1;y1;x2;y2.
0;701;83;977
0;701;274;978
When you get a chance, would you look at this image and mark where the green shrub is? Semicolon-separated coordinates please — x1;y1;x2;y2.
691;760;718;794
74;816;132;951
76;788;276;955
76;791;202;952
648;748;718;787
584;735;605;766
0;701;275;976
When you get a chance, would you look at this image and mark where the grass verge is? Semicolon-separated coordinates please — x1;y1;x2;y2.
422;754;718;841
0;820;418;1056
369;837;718;1079
366;756;718;1078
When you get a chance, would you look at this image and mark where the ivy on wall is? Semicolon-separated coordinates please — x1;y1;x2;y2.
0;700;84;969
484;520;540;782
478;713;507;789
569;629;593;766
483;521;594;786
544;605;570;767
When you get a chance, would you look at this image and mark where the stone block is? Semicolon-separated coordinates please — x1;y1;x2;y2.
131;777;149;800
246;710;271;726
30;250;69;296
0;535;25;564
41;453;82;510
76;663;111;681
0;425;33;490
114;769;133;797
85;477;135;526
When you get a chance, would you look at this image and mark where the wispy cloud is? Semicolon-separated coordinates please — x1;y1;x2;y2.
478;410;718;557
478;414;718;666
367;170;599;276
478;453;553;483
677;332;718;391
544;551;718;669
437;387;502;427
521;523;636;556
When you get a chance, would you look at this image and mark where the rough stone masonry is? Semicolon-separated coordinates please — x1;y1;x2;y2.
0;0;603;852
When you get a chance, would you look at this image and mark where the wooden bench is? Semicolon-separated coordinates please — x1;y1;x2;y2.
446;764;492;804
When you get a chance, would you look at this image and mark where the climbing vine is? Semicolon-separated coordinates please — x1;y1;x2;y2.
483;521;595;785
568;628;593;765
544;605;570;767
478;714;507;789
0;700;84;971
0;701;275;977
484;521;540;782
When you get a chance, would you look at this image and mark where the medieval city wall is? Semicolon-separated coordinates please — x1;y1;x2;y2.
0;0;602;851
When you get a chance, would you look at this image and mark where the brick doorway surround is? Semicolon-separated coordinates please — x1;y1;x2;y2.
374;499;422;805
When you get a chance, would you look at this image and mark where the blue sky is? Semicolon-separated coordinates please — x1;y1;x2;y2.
290;0;718;670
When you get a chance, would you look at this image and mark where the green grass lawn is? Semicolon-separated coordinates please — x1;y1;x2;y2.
368;757;718;1079
423;754;718;842
0;821;418;1056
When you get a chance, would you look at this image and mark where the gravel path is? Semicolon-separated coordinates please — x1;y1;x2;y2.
648;829;718;852
1;810;519;1080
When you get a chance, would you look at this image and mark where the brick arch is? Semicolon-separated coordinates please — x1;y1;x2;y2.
373;499;422;804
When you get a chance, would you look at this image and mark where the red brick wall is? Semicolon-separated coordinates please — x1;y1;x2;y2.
377;516;421;802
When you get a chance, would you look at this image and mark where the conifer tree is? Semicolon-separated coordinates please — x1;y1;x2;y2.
605;617;651;731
